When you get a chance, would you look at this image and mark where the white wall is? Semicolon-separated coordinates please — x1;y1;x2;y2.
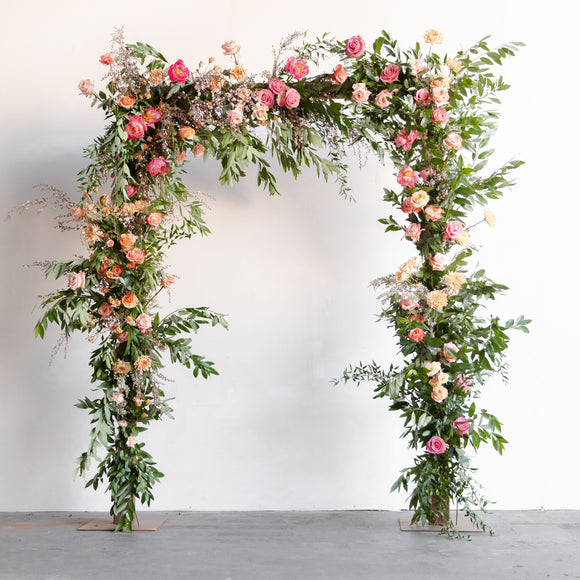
1;0;577;512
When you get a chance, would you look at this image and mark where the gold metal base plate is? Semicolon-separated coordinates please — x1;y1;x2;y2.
77;516;167;532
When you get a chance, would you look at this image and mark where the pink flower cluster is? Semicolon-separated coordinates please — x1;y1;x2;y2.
285;56;309;81
268;78;300;109
168;59;190;83
126;107;162;141
395;129;420;151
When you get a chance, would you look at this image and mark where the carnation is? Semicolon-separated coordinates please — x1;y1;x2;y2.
134;355;152;371
426;290;448;310
443;272;467;292
112;360;132;375
424;29;444;45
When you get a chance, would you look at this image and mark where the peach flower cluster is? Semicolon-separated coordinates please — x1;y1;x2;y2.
426;290;448;311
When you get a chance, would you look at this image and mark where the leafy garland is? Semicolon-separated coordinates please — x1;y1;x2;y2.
33;28;527;533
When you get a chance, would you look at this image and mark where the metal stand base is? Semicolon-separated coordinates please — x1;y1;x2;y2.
399;516;484;533
77;516;167;532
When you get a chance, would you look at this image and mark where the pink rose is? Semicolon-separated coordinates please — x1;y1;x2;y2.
395;129;420;151
407;328;426;343
431;107;449;126
431;86;449;106
127;185;137;198
414;88;431;105
97;302;114;318
227;107;244;126
284;88;301;109
276;92;286;107
135;313;152;333
256;89;275;108
374;89;393;109
117;331;129;343
399;292;420;311
351;82;371;104
457;374;472;392
380;64;400;83
68;272;86;290
147;156;168;176
442;342;458;362
424;205;443;221
221;40;240;55
420;167;436;181
443;220;464;242
345;35;365;58
268;78;287;95
126;248;146;264
413;59;428;75
143;107;162;128
397;166;420;188
428;253;447;271
453;416;471;436
126;115;147;140
332;64;348;85
99;53;114;65
145;212;163;227
443;133;463;150
78;79;94;96
168;59;190;83
405;222;424;243
426;436;447;454
285;56;309;81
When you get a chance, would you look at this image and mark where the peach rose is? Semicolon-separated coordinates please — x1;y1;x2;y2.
428;253;447;271
127;436;138;447
78;79;94;96
97;302;114;318
424;205;443;221
431;107;449;126
118;94;136;109
135;313;152;333
179;126;196;139
147;156;168;176
268;78;287;95
407;328;426;343
126;248;146;264
431;385;449;403
414;88;431;105
442;342;458;362
374;89;393;109
345;35;365;58
426;436;447;454
161;274;175;288
194;144;204;157
405;222;424;243
168;59;190;83
256;89;275;108
352;83;371;104
284;88;301;109
117;331;129;343
443;133;463;150
121;292;139;309
126;115;147;140
412;59;428;75
425;361;441;377
380;64;400;83
144;212;163;228
397;166;420;188
222;40;240;55
99;53;114;65
401;197;417;214
399;292;420;311
431;86;449;106
443;220;464;242
410;190;429;210
68;272;86;290
119;233;137;251
332;64;348;85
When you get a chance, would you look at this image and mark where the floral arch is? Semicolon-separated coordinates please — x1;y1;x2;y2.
33;28;528;534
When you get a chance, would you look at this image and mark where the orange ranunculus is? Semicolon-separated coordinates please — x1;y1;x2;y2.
121;292;139;309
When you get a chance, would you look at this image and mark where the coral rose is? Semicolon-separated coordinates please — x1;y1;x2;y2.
352;83;371;104
345;35;365;58
428;253;447;271
397;166;420;188
424;205;443;221
99;53;114;65
179;126;196;140
284;88;301;109
399;292;420;311
380;64;400;83
126;115;147;140
268;78;287;95
431;107;449;126
68;272;85;290
253;105;268;124
168;59;190;83
453;416;471;436
332;64;348;85
443;133;463;150
126;248;146;264
414;88;431;105
405;222;424;243
145;212;163;228
222;40;240;55
118;94;136;109
78;79;94;96
374;89;393;109
121;292;139;309
119;233;137;251
97;302;114;318
408;328;426;343
443;220;464;242
256;89;275;108
426;436;447;454
135;313;152;333
147;157;168;176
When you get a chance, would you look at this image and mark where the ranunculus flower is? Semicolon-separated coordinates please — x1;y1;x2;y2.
168;59;190;83
144;212;163;228
127;436;138;448
179;126;196;139
284;88;301;109
380;64;400;83
97;302;114;318
453;416;471;436
407;328;426;343
428;253;447;271
256;89;275;108
268;78;287;95
119;233;137;251
78;79;94;96
374;89;393;109
222;40;240;55
126;115;147;140
352;83;371;104
345;35;365;58
126;248;146;264
395;129;420;151
431;385;449;403
443;133;463;150
118;94;136;109
414;88;431;105
126;185;137;198
143;107;161;128
135;313;152;333
405;222;424;243
99;53;114;65
431;86;449;106
227;107;244;127
431;107;449;126
397;166;420;188
442;342;458;362
399;292;420;311
410;190;429;210
424;205;443;221
121;292;139;309
147;156;168;176
426;436;447;454
332;64;348;85
285;56;309;80
443;220;464;242
68;272;85;290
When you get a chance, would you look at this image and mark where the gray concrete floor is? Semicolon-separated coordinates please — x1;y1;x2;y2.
1;511;579;579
